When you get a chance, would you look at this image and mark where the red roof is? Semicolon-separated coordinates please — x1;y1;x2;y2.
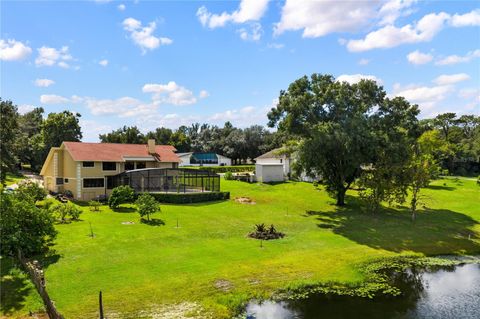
63;142;180;162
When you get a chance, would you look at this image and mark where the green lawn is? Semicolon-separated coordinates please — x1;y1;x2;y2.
2;177;480;318
4;172;26;186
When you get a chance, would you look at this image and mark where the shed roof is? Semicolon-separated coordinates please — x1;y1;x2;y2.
255;148;288;160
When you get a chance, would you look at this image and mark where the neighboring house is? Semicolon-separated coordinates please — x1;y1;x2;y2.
178;152;232;167
40;140;180;200
255;148;291;183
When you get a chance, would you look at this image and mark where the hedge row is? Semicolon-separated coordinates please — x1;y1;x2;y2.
187;165;255;173
149;191;230;203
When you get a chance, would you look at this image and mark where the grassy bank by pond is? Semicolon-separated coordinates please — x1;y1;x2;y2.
2;177;479;318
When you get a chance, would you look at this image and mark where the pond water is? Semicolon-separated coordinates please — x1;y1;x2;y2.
246;263;480;319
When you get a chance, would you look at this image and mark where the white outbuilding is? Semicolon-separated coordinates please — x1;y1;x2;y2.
254;148;291;183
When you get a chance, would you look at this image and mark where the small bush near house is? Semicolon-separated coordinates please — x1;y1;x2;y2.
16;180;47;203
224;171;234;180
248;223;285;240
63;190;74;198
66;203;82;220
136;194;161;221
89;200;101;211
49;202;82;222
108;185;135;208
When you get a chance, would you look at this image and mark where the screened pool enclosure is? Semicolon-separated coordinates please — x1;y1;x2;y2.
108;168;221;193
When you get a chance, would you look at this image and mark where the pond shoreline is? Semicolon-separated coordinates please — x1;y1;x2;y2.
240;254;480;319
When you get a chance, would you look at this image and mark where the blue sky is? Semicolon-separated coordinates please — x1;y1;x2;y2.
1;0;479;141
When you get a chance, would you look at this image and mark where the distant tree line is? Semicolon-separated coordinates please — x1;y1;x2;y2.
99;122;285;164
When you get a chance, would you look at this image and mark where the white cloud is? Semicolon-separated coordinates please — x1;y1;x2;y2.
237;23;263;41
197;0;269;29
459;88;480;100
199;90;210;99
407;50;433;65
358;58;370;65
346;9;480;52
40;94;71;104
117;4;126;11
99;59;109;66
18;104;36;114
347;12;450;52
337;74;383;85
378;0;417;26
274;0;381;38
209;105;269;127
450;9;480;27
79;120;113;142
84;96;143;116
435;49;480;65
142;81;197;105
123;17;172;53
35;46;73;67
392;83;454;111
432;73;470;85
40;94;83;105
34;78;55;87
0;39;32;61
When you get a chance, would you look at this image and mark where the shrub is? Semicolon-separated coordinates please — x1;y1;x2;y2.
149;191;230;204
63;190;74;198
16;180;47;203
49;202;82;222
89;200;101;211
108;185;135;208
65;203;82;220
224;171;234;180
136;194;160;221
248;223;285;240
477;175;480;186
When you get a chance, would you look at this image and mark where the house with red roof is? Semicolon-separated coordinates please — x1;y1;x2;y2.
40;139;180;200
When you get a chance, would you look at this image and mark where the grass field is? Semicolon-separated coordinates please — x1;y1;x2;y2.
4;172;26;186
2;177;479;318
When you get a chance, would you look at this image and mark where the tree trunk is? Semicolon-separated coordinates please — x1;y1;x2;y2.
336;189;346;206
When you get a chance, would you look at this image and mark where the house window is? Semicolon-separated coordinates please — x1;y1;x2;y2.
280;159;283;163
56;177;64;185
136;162;146;169
125;162;135;170
83;178;105;188
102;162;116;171
83;161;94;167
64;178;69;184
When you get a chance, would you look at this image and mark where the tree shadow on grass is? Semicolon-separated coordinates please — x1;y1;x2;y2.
425;185;456;191
112;206;137;213
0;257;33;316
306;196;480;255
1;251;60;316
140;218;165;226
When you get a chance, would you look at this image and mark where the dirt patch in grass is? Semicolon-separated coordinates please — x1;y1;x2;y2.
121;221;135;225
234;197;256;204
109;302;207;319
214;279;234;292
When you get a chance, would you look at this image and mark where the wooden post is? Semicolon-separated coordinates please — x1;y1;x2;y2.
99;291;104;319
